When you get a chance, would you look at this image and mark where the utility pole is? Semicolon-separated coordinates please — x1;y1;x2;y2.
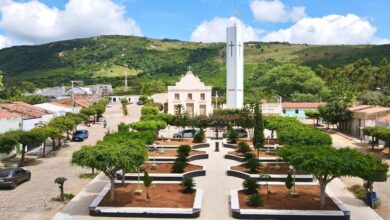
71;80;82;113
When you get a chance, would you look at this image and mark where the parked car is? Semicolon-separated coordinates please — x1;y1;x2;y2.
72;129;89;141
0;168;31;189
107;103;112;108
136;100;144;105
223;128;248;138
173;129;198;138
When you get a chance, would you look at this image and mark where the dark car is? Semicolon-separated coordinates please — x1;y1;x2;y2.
223;128;248;138
72;129;89;141
173;129;198;138
0;168;31;189
136;100;144;105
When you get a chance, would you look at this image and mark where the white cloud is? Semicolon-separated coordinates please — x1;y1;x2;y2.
261;14;389;45
0;0;142;45
190;17;263;43
0;34;13;49
250;0;306;23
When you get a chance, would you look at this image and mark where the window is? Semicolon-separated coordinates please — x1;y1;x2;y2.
283;109;286;114
188;93;192;100
200;93;205;100
295;109;299;114
175;93;180;100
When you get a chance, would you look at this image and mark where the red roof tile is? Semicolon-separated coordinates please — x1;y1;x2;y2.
282;102;324;109
0;110;21;119
0;102;52;119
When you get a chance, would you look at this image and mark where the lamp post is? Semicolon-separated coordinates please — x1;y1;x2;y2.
71;80;82;113
289;165;297;196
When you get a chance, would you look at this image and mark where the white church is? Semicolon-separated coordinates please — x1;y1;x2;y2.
165;18;244;116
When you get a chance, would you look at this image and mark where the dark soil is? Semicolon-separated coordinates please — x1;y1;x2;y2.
140;163;203;174
231;163;306;175
148;150;205;157
239;185;339;210
100;183;195;208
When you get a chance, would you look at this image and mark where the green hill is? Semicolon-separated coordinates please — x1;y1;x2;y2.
1;35;389;95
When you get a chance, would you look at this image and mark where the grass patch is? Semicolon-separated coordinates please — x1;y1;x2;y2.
79;172;99;179
348;184;381;209
94;65;141;78
51;193;74;203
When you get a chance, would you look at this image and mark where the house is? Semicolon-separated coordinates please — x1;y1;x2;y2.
167;70;213;116
66;86;92;95
282;102;324;119
0;110;23;160
341;105;390;137
0;102;54;131
52;95;96;112
261;103;282;116
35;102;73;117
34;86;66;99
110;95;140;104
90;84;113;96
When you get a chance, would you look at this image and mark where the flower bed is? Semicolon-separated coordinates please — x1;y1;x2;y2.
141;163;202;174
90;182;203;218
231;163;306;175
155;139;204;145
148;149;205;157
231;184;350;220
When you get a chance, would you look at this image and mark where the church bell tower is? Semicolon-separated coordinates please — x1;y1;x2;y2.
226;20;244;109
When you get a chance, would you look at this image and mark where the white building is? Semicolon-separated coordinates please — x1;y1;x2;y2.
226;19;244;109
34;86;66;99
90;84;113;96
167;70;213;116
0;110;22;160
66;86;92;95
35;103;73;117
110;95;140;103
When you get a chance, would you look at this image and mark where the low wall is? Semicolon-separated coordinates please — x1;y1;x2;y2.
118;168;206;181
224;154;282;163
230;190;350;220
227;169;313;182
89;182;203;218
148;153;209;162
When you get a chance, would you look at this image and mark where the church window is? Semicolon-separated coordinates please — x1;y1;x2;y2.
200;93;205;100
295;109;299;114
283;109;286;114
175;93;180;100
188;93;192;100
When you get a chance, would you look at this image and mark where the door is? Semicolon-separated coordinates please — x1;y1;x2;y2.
199;105;206;116
186;103;194;117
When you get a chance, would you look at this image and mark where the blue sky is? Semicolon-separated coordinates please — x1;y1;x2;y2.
0;0;389;48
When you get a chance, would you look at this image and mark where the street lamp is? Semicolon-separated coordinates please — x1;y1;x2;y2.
289;165;297;197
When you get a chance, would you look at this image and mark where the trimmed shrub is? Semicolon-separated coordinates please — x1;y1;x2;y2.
243;158;260;173
177;145;191;160
130;120;167;131
117;122;130;133
172;160;186;173
228;128;239;143
141;106;159;115
243;178;259;195
243;152;256;161
285;173;294;194
181;178;196;193
236;142;251;154
247;193;263;207
193;129;205;143
141;113;175;124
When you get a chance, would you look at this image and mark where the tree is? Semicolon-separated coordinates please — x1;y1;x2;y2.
239;105;254;139
54;177;67;202
30;127;50;157
18;130;45;167
49;117;75;140
46;127;62;150
358;153;389;208
363;127;379;149
71;146;97;174
0;131;20;154
253;102;265;157
258;63;327;101
71;141;147;202
305;110;321;125
319;101;350;129
143;172;153;201
278;146;364;209
80;107;96;124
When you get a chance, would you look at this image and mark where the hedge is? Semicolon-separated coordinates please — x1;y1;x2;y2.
141;106;159;115
130;120;167;131
264;116;332;147
140;113;175;124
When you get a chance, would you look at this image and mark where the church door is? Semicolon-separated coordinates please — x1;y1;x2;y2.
186;103;194;117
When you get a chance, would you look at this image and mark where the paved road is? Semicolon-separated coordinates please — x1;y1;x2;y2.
0;103;140;220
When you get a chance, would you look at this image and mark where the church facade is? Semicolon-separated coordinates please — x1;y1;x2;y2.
167;69;213;116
